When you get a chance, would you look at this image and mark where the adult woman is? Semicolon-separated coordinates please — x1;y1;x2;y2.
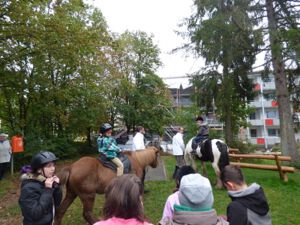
19;151;62;225
0;132;12;180
94;174;152;225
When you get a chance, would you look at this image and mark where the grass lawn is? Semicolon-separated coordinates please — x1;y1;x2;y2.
0;155;300;225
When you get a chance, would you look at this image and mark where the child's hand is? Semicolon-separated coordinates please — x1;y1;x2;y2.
53;175;60;184
45;177;55;188
45;176;60;188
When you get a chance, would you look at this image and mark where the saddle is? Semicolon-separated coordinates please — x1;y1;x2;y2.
98;153;131;174
191;138;214;162
191;136;209;152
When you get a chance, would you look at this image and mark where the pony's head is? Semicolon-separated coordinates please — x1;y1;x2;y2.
147;146;160;168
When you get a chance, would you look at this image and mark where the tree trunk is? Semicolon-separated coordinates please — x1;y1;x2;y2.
266;0;300;162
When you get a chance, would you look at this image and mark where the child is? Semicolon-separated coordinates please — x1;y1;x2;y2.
94;174;152;225
160;173;228;225
160;166;195;222
19;151;62;225
97;123;123;176
220;165;272;225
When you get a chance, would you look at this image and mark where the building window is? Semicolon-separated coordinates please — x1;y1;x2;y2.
250;129;257;137
263;92;276;101
249;112;256;120
266;111;277;119
268;129;278;137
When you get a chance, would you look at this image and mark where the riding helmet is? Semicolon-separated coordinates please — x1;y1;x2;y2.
195;116;204;122
100;123;112;134
31;151;59;171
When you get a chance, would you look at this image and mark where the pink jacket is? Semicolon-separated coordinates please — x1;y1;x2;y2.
94;217;153;225
161;191;180;220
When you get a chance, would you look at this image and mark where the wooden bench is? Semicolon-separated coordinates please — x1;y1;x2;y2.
229;152;295;182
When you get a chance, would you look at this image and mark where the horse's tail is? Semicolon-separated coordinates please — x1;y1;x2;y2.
57;166;71;186
216;141;230;172
184;139;193;166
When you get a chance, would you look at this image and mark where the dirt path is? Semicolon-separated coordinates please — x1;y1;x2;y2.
0;176;22;225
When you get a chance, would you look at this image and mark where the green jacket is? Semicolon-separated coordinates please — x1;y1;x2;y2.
97;136;121;159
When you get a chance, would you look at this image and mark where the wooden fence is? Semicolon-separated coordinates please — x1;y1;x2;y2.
229;148;295;182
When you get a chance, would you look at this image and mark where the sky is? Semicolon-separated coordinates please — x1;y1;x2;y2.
89;0;203;88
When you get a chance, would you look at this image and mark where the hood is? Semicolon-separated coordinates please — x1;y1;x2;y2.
20;173;46;186
228;183;269;215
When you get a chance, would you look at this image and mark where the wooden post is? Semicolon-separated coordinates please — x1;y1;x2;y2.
274;154;288;182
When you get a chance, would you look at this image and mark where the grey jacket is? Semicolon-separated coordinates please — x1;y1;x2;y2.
159;208;228;225
0;140;12;163
227;183;272;225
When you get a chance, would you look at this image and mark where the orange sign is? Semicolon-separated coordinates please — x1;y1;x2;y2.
257;138;265;145
11;135;24;153
271;101;278;107
254;83;261;91
265;119;273;126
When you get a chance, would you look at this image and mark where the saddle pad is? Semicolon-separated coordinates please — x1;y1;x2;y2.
98;153;131;174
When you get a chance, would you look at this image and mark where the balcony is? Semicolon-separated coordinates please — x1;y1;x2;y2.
249;100;278;108
249;119;264;126
248;136;280;146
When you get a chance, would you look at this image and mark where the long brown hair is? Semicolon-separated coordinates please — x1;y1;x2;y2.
103;174;145;222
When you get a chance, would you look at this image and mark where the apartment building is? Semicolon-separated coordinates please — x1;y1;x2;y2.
246;72;300;148
168;72;299;148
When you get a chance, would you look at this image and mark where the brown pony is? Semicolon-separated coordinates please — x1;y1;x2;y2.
54;146;160;225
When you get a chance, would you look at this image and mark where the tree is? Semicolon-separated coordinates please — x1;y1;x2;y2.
181;0;262;145
265;0;300;161
0;0;111;153
105;31;171;133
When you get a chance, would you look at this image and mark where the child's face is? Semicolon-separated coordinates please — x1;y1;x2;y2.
43;162;56;178
104;129;112;136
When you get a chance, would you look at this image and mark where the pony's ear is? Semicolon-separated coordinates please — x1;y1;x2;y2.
153;146;160;153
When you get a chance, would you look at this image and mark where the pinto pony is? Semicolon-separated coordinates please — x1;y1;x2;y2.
54;147;160;225
184;138;229;188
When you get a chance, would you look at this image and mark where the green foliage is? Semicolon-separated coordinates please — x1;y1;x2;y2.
172;106;201;142
0;1;172;152
230;140;257;153
181;0;263;145
106;31;171;133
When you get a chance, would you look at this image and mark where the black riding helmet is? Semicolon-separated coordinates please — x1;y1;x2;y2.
31;151;59;171
195;116;204;122
100;123;112;134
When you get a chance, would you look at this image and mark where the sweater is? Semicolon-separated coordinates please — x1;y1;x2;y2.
159;205;228;225
172;133;185;156
93;217;153;225
0;140;12;163
132;132;145;151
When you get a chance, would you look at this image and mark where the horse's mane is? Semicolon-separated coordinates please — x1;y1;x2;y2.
133;147;158;166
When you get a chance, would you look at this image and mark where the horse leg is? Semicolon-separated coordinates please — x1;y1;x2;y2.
201;161;207;177
211;162;223;189
54;190;77;225
79;193;97;225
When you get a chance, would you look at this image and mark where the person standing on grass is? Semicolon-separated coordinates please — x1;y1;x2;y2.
220;165;272;225
93;174;153;225
19;151;62;225
132;126;146;151
171;127;185;178
0;132;12;180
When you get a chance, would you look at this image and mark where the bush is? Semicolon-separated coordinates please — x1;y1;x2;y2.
230;140;257;153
